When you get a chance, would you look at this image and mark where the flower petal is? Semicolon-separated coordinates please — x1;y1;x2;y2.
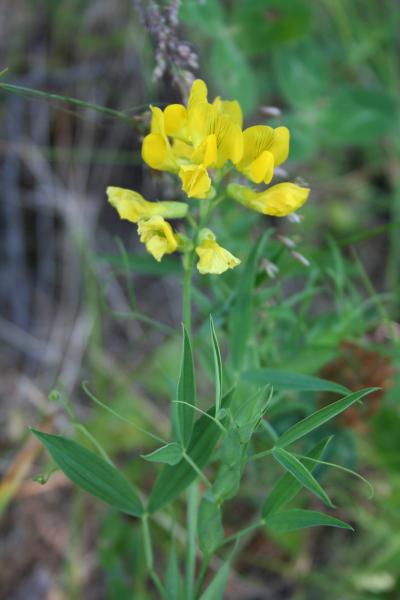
196;234;241;275
249;150;274;184
228;182;310;217
142;133;177;171
269;126;290;166
188;79;208;110
179;164;211;198
137;216;178;261
164;104;187;136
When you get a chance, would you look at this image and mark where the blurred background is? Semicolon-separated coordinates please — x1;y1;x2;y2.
1;1;399;598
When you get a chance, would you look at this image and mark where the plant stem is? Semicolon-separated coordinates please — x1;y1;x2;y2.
142;514;166;599
183;258;194;335
185;482;198;600
219;519;264;548
193;555;210;599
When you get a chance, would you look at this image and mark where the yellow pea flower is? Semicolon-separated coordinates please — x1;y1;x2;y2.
228;182;310;217
140;79;244;200
236;126;290;184
179;164;212;199
107;187;188;222
137;216;178;262
188;102;243;168
196;229;241;275
142;106;179;172
212;96;243;128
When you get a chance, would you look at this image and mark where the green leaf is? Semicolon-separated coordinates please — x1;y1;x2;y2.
210;316;223;414
232;0;312;54
148;390;235;513
272;447;333;507
175;325;196;449
277;388;378;448
180;0;224;35
198;497;224;555
265;509;353;533
32;430;143;517
212;429;243;502
233;386;272;443
321;86;397;145
209;38;258;114
165;542;183;600
229;232;269;372
241;368;349;394
199;561;230;600
141;443;183;466
274;43;329;107
262;438;331;518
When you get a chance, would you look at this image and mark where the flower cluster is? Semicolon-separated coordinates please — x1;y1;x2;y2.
107;79;310;275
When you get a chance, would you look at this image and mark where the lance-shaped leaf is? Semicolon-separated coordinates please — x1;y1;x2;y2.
241;368;349;394
198;496;224;555
272;447;333;507
277;387;378;448
32;430;143;517
263;438;331;518
148;389;234;513
199;561;230;600
265;508;353;533
175;325;196;449
210;315;223;414
141;443;183;466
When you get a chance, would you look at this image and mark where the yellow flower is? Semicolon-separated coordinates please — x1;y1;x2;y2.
188;101;243;168
196;229;241;275
142;106;179;172
228;182;310;217
179;164;212;199
107;187;188;223
137;216;178;262
140;79;244;198
236;125;290;184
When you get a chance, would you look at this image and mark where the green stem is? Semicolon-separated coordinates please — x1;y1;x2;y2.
142;515;166;599
185;483;198;600
183;257;194;335
193;555;210;599
219;519;264;548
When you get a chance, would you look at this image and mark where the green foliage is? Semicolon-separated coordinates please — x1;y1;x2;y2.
265;509;353;533
262;438;331;518
141;443;183;466
241;368;350;394
31;430;143;517
276;388;378;448
272;447;333;507
198;496;224;555
175;325;197;449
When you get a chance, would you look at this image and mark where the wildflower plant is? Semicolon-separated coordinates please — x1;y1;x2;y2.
32;80;376;599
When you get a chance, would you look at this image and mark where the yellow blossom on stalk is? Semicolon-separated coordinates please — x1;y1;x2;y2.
107;187;188;222
227;182;310;217
196;229;241;275
236;125;290;184
141;79;243;198
137;216;179;262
